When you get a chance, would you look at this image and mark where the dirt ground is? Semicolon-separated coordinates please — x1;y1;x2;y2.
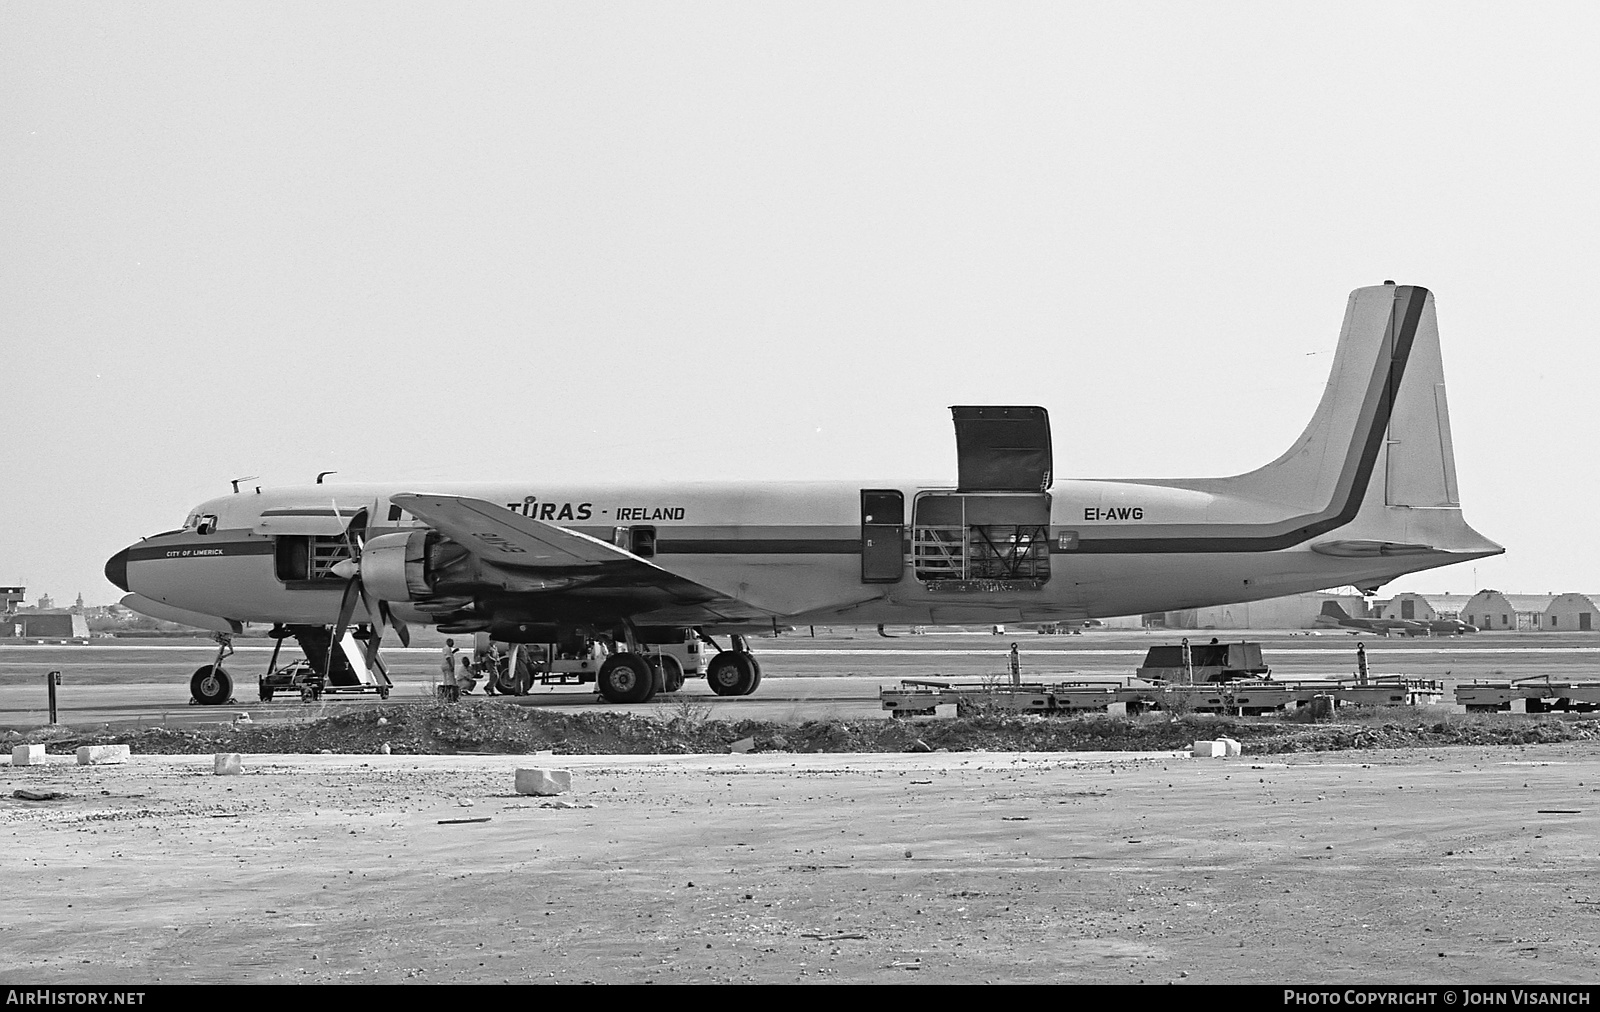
4;740;1599;984
8;699;1600;759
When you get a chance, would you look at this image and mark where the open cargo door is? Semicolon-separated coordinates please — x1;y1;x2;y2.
923;407;1054;591
951;406;1053;492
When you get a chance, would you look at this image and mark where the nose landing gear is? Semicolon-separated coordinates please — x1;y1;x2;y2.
189;634;237;706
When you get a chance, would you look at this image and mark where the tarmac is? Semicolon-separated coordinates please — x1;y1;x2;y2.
4;743;1599;983
5;629;1600;729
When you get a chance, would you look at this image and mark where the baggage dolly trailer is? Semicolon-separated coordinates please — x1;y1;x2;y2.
880;639;1441;717
1455;678;1600;713
883;676;1443;717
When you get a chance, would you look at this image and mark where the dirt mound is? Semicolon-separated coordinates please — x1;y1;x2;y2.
21;703;1600;757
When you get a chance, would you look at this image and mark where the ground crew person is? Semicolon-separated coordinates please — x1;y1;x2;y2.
455;652;480;694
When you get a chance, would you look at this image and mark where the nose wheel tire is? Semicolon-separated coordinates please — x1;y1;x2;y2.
190;665;234;706
707;651;758;696
597;653;657;704
491;667;521;696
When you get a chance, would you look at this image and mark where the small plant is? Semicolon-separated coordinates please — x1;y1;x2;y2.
1159;687;1197;720
658;696;713;727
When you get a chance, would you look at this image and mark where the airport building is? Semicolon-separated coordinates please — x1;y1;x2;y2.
1397;590;1600;632
0;584;91;639
0;611;89;639
1539;593;1600;631
1375;593;1438;623
1139;588;1600;632
1462;590;1517;631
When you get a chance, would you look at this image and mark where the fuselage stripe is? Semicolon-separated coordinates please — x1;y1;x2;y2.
124;541;275;562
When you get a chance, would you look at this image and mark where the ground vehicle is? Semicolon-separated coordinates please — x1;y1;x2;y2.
258;658;323;702
1135;640;1270;683
480;629;710;700
257;657;392;702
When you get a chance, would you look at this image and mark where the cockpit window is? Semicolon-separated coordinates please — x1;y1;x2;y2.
195;514;218;535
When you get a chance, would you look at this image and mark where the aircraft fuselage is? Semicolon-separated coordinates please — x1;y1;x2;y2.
110;476;1494;632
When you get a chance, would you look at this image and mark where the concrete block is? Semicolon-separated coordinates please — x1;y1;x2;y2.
11;744;46;766
76;745;130;765
1219;737;1242;757
1190;740;1226;758
515;768;572;797
213;753;244;775
729;737;756;754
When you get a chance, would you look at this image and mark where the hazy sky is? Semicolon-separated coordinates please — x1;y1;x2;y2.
3;2;1596;605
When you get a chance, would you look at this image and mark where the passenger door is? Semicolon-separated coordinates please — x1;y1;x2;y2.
860;490;905;583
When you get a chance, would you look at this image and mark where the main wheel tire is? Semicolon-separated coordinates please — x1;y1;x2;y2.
597;653;656;704
190;665;233;706
658;654;686;693
744;656;763;696
707;651;756;696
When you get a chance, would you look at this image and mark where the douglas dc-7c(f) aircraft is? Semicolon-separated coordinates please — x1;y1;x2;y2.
105;283;1501;705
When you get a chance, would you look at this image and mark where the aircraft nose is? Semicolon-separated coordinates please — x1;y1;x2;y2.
104;547;131;593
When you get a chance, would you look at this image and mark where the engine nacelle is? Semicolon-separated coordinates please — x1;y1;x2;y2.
362;529;437;602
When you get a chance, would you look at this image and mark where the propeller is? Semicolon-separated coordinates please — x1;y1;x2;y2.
324;503;410;675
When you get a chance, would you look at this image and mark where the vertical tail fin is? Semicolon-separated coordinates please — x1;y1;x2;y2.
1320;600;1351;620
1229;284;1458;515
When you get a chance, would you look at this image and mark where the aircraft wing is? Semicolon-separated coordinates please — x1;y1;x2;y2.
391;493;773;625
393;493;635;568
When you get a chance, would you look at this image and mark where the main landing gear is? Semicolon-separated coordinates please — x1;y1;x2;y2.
589;625;727;703
594;622;677;704
706;634;762;697
597;653;657;704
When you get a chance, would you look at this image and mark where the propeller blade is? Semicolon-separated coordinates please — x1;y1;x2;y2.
332;577;361;645
334;498;357;550
381;601;411;648
367;618;384;665
357;581;380;640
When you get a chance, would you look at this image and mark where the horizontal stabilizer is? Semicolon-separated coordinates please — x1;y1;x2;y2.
1310;540;1438;558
